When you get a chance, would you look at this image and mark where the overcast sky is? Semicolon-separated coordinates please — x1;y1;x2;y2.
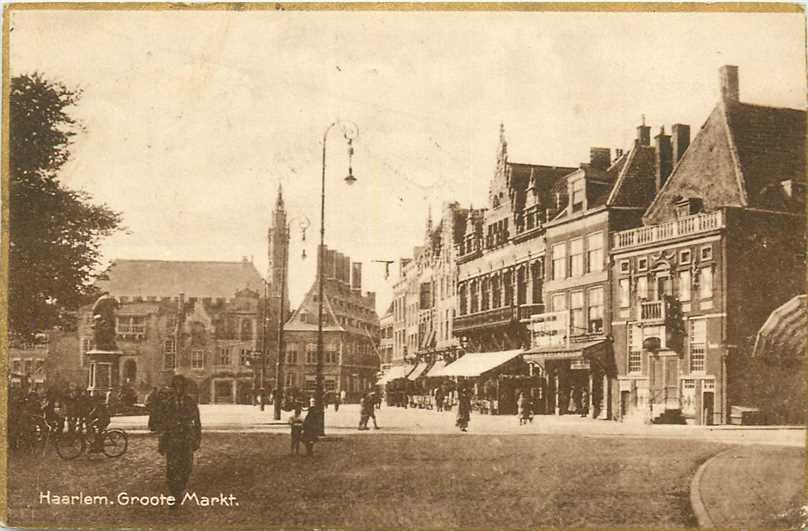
9;8;806;314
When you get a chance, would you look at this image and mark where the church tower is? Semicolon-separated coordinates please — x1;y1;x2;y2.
267;184;290;317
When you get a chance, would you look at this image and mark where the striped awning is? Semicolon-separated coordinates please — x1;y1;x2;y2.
426;359;447;378
407;361;431;380
753;295;807;359
377;365;413;385
438;349;524;377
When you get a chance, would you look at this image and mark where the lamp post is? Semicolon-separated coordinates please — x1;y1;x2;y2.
274;215;310;420
316;120;358;435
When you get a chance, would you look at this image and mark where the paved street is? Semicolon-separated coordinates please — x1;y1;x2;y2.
112;403;807;447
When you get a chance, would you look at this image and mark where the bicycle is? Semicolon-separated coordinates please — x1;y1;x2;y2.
55;426;128;460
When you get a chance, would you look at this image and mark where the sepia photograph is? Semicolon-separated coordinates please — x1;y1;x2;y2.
4;3;807;528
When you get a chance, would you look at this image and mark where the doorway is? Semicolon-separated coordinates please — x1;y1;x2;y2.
702;392;715;425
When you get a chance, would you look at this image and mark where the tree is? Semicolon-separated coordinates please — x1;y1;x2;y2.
9;72;123;340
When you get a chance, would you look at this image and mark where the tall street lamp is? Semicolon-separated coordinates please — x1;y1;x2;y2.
274;215;310;420
316;120;358;435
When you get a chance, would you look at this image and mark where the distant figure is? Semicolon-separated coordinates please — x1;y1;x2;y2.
146;386;161;432
86;395;111;453
301;398;320;456
334;392;341;412
435;387;445;412
358;393;371;430
158;375;202;504
518;392;532;425
257;388;265;411
456;388;471;432
91;292;119;351
580;387;589;418
288;404;305;455
567;386;578;415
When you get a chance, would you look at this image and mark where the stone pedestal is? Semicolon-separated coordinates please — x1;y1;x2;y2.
86;349;124;397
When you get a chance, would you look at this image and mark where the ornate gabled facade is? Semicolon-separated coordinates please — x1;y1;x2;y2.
610;66;806;425
454;126;576;353
282;246;380;402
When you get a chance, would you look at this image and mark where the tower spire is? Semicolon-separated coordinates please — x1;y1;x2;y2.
276;182;285;210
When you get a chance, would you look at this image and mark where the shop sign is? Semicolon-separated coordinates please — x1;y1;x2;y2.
570;359;590;370
530;310;569;348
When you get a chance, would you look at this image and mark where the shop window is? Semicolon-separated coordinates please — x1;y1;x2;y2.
689;320;706;373
586;232;603;273
627;324;642;374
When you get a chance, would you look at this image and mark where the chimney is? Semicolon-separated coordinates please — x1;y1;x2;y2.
671;123;691;163
720;65;739;102
654;126;673;192
589;147;611;171
351;262;362;292
637;118;651;147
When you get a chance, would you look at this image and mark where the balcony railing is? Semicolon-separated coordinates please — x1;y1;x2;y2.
639;300;665;322
612;211;724;251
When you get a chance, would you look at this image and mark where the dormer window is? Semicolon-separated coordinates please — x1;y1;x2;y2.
570;179;585;213
675;197;703;218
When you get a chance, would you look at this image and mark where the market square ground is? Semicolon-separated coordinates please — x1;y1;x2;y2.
8;428;804;529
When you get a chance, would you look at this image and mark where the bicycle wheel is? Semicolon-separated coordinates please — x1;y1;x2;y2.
102;429;128;458
55;432;85;460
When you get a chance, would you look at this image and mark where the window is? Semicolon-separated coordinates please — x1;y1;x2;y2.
306;343;317;364
286;343;299;364
491;275;501;309
552;243;567;280
480;277;490;311
699;267;713;299
326;344;339;364
12;359;20;374
240;349;250;367
470;280;479;313
690;319;706;373
24;360;33;375
636;276;648;301
588;287;604;334
571;179;585;212
552;293;567;312
619;260;630;274
517;267;528;305
240;319;253;340
700;245;713;261
570;238;584;277
678;270;691;301
628;324;642;374
570;291;584;335
163;339;176;370
216;347;231;367
191;349;204;370
586;232;603;273
637;257;648;271
679;250;691;265
503;270;514;306
459;283;468;315
117;315;146;335
618;279;631;308
285;372;296;388
531;260;544;304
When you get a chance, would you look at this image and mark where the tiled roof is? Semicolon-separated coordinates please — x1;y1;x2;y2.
606;146;657;208
723;100;806;210
645;100;806;222
97;259;265;299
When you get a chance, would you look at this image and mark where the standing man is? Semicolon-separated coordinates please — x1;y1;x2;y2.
158;375;202;504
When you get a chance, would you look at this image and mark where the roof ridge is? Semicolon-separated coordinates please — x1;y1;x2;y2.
718;99;750;207
725;99;807;114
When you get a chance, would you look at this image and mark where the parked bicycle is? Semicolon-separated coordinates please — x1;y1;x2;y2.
54;426;128;460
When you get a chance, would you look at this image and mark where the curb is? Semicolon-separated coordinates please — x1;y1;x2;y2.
690;447;736;528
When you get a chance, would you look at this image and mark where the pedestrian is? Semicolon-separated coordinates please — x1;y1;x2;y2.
86;395;111;453
334;392;341;412
456;388;471;432
435;387;445;412
158;375;202;505
288;404;304;455
301;398;320;456
580;387;589;418
368;392;380;429
567;386;578;415
145;386;160;432
518;392;532;425
258;388;265;411
358;393;370;430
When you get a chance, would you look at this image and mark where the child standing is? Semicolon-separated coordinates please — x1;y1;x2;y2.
288;405;304;456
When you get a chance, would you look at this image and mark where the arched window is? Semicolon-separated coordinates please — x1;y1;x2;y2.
240;319;253;341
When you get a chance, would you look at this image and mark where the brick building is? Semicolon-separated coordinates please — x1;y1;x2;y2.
609;66;806;425
282;246;380;402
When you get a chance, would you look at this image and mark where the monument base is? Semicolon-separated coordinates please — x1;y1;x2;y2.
86;349;124;396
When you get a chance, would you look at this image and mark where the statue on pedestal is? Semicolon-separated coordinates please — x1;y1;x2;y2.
91;291;119;351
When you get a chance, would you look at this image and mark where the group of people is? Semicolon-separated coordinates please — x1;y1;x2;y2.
566;385;590;417
8;382;113;452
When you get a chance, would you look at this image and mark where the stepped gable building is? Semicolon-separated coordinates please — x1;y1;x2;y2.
282;246;380;402
609;65;806;425
79;258;269;404
454;126;575;353
523;115;689;419
384;202;467;386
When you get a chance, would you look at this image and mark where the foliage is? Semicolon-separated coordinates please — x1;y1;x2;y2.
9;72;122;339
